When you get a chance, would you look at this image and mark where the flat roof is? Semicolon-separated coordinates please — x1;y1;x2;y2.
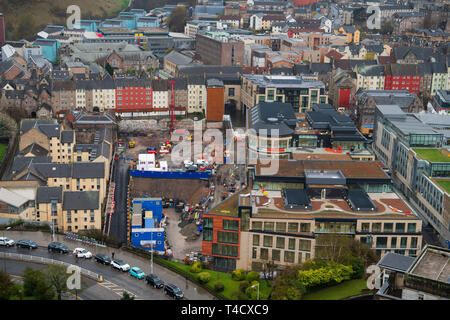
255;160;389;180
408;246;450;284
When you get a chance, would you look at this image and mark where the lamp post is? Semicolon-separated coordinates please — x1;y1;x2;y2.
250;283;260;300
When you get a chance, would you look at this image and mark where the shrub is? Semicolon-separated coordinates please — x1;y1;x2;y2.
231;290;247;300
247;271;260;283
297;262;353;289
231;269;246;281
190;261;202;273
350;257;364;279
198;272;211;284
214;281;224;292
239;280;249;293
270;285;302;300
245;281;260;300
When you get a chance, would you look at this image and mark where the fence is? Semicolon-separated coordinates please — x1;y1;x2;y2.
130;170;211;179
0;252;101;281
64;232;107;248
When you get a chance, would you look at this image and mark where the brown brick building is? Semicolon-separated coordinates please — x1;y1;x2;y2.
206;79;225;122
195;33;244;66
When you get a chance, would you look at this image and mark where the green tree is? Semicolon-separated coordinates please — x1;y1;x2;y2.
0;270;15;300
45;264;70;300
168;6;188;32
121;291;135;300
23;268;54;300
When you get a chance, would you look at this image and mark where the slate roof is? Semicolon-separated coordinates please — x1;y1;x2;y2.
72;162;105;179
164;50;193;66
36;186;62;204
248;102;297;137
377;252;415;272
21;143;49;157
60;131;74;144
63;191;99;210
20;120;60;138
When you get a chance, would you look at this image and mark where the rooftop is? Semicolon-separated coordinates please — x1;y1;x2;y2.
413;149;450;163
408;246;450;284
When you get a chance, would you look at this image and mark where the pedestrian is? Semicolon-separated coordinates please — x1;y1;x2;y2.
112;252;115;260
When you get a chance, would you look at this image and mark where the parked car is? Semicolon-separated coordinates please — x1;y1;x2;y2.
48;242;69;254
183;160;193;167
164;283;184;299
94;253;111;265
16;240;38;249
129;267;145;279
0;237;14;247
73;248;92;258
186;165;198;172
145;274;164;288
111;259;130;272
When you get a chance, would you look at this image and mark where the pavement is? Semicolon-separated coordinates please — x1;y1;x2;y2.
1;230;214;300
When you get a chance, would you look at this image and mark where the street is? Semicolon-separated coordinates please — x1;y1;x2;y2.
1;230;214;300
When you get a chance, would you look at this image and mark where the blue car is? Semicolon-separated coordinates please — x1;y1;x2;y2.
129;267;145;279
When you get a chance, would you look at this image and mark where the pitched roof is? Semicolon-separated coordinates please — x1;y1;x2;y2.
72;162;105;179
63;191;99;210
377;252;415;272
36;186;62;203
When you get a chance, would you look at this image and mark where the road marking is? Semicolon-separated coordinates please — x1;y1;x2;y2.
98;279;140;299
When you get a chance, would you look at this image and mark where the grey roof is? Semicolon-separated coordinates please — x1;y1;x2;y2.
63;191;99;210
243;74;325;89
4;156;52;180
20;120;60;138
21;143;49;157
36;186;62;204
357;64;385;76
33;163;72;178
377;252;415;272
164;50;193;65
249;102;297;137
72;162;105;179
207;78;224;87
61;131;74;144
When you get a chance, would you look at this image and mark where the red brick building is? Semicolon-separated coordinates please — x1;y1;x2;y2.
115;78;153;113
384;64;421;94
206;79;225;122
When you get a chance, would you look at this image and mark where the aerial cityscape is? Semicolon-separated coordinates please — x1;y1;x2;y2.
0;0;448;305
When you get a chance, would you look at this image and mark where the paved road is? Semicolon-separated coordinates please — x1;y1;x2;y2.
1;230;214;300
2;260;120;300
109;156;130;244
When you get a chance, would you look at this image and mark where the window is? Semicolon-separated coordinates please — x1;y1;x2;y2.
400;237;407;248
284;251;295;263
203;229;213;241
203;218;213;228
298;252;303;263
410;237;417;248
275;237;285;249
272;249;280;261
396;223;405;233
276;222;286;233
264;222;274;232
376;237;387;248
223;219;239;231
228;88;235;97
407;223;416;233
217;231;238;244
299;239;311;251
212;244;238;257
372;223;382;232
288;222;298;232
263;235;273;248
288;238;295;250
253;234;260;246
361;223;370;232
300;223;310;232
252;247;257;259
252;221;263;231
260;248;269;260
391;237;397;248
384;223;393;233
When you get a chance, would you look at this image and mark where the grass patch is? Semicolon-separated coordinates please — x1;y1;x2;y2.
413;149;450;163
435;180;450;193
302;279;370;300
154;258;272;300
0;143;7;162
